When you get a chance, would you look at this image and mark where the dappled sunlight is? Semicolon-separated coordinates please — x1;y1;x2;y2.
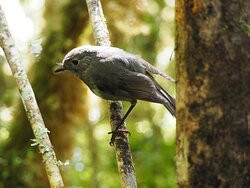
0;0;34;50
161;112;176;144
157;46;175;69
0;107;13;122
136;120;153;137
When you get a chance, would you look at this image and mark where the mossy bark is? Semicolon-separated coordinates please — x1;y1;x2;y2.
176;0;250;187
176;1;250;187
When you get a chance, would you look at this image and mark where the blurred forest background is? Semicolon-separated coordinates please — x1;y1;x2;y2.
0;0;176;187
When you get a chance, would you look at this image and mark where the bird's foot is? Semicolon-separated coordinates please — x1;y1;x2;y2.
108;129;131;146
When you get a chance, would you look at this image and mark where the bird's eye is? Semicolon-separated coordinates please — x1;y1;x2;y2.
71;60;79;65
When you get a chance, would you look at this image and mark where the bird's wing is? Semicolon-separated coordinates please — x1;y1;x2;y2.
95;56;176;116
134;57;176;83
117;71;160;101
85;57;156;102
101;53;176;83
98;56;169;102
117;70;175;116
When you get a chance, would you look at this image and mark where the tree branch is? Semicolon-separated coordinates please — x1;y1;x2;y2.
0;5;64;188
85;0;137;187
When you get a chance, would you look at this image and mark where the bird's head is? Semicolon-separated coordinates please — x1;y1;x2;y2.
54;46;98;76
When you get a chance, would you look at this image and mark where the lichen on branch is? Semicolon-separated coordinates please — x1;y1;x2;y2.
0;5;64;188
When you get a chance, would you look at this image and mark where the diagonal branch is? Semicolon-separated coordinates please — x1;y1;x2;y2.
85;0;137;187
0;5;64;188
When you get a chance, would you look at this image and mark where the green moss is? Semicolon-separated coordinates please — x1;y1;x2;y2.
239;19;250;36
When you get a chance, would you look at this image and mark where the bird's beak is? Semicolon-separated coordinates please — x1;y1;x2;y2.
54;63;66;73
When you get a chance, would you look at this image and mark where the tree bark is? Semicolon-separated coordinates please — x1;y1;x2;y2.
176;1;250;187
86;0;137;187
0;5;64;188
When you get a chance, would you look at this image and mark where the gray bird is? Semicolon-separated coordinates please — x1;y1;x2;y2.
55;45;175;144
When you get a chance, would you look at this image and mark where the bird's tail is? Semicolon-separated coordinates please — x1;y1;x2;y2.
146;72;176;117
156;83;176;117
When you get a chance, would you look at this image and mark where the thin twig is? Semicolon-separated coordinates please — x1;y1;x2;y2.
85;0;137;187
0;5;64;188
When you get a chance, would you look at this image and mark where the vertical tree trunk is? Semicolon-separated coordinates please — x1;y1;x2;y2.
176;1;249;187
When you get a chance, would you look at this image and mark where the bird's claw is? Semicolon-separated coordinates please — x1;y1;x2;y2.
108;129;131;146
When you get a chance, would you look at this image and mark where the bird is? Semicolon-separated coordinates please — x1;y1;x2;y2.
55;45;176;145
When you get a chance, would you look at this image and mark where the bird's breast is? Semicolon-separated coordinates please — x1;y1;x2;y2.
86;79;118;101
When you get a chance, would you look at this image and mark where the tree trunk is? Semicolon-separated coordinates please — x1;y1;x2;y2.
176;1;249;187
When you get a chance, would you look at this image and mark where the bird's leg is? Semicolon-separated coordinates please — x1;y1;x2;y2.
113;100;137;132
108;100;137;145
